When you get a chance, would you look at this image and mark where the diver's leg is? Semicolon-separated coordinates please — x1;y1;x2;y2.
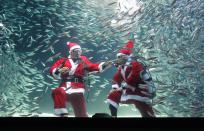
134;101;155;117
109;104;118;117
107;90;122;117
70;93;88;117
51;87;68;116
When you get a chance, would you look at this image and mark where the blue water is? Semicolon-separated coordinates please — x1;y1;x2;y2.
0;0;204;117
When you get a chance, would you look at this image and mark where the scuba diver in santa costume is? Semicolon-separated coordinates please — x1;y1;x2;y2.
107;33;156;117
49;42;111;117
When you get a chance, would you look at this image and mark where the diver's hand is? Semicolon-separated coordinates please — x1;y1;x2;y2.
139;84;156;98
104;61;113;67
58;67;70;75
102;61;113;70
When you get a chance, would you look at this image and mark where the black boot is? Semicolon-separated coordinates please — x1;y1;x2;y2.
109;104;117;117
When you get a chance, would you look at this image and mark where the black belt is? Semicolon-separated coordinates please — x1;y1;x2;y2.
62;76;84;83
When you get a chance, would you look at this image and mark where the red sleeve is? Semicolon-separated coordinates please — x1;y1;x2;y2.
49;58;66;77
81;56;101;72
126;62;144;84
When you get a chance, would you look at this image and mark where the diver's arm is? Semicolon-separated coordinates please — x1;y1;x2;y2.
81;56;112;72
49;58;66;79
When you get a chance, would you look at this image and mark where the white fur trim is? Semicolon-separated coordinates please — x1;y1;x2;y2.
54;108;68;115
68;58;79;75
66;82;71;88
121;61;131;81
120;94;152;104
125;84;136;91
121;66;127;81
112;84;119;89
52;68;61;79
107;99;119;108
65;88;85;94
70;45;81;52
125;61;131;66
98;62;105;72
117;53;125;57
61;87;67;90
61;83;85;94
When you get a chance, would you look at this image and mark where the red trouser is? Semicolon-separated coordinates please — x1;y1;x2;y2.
107;90;155;117
51;87;88;117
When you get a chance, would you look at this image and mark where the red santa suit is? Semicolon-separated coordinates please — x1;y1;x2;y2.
49;42;105;117
107;40;155;117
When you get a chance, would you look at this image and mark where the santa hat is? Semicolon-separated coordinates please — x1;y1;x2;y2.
117;40;134;57
66;42;81;52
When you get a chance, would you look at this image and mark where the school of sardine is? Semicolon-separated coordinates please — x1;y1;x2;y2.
0;0;204;117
